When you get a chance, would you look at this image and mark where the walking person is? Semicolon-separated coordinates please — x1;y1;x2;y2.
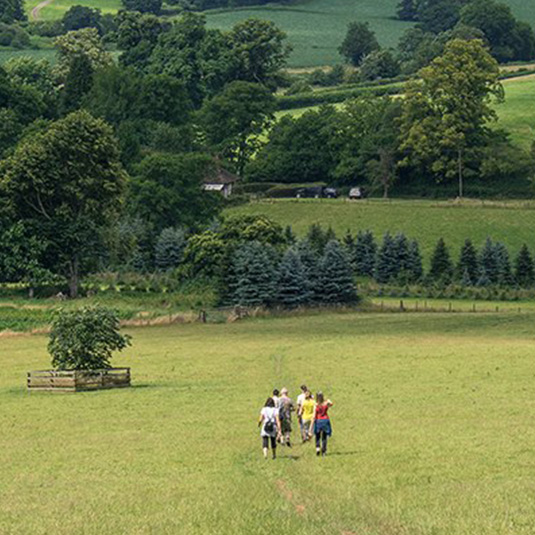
311;392;333;457
258;397;281;459
298;390;315;443
272;389;281;409
278;388;295;447
296;384;308;439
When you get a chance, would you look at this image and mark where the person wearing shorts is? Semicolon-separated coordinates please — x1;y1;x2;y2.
296;384;308;437
299;390;315;442
278;388;295;447
258;397;281;459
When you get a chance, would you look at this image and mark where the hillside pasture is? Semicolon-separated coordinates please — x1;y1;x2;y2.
226;199;535;264
1;311;535;534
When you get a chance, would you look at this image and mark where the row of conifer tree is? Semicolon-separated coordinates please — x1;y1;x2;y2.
226;224;535;307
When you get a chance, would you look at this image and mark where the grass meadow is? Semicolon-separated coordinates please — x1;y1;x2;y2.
1;310;535;534
227;199;535;264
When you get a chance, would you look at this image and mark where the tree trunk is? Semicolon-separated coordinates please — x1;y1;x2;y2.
458;148;463;199
68;256;79;299
28;287;34;299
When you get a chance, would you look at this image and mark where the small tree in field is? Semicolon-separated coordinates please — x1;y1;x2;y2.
429;238;453;283
515;244;535;287
48;307;131;370
317;240;358;304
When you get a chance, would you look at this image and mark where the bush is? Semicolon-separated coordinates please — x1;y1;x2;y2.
0;23;30;48
29;20;64;37
48;306;131;370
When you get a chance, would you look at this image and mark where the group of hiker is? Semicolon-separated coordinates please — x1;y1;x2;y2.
258;385;333;459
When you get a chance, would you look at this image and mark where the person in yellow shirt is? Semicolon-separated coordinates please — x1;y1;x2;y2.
298;391;315;442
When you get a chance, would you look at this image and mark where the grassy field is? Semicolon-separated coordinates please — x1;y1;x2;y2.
1;310;535;534
496;75;535;149
227;199;535;263
26;0;122;20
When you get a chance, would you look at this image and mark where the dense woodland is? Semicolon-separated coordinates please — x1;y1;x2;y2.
1;0;535;300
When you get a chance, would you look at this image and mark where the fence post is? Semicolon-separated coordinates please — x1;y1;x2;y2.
449;302;452;312
400;300;405;312
472;303;476;313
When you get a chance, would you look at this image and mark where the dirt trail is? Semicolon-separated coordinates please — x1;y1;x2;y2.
31;0;55;21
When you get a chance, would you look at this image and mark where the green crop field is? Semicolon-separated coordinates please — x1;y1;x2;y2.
205;0;533;67
227;199;535;264
26;0;122;20
1;310;535;534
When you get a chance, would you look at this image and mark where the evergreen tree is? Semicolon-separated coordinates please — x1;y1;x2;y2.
393;232;410;276
306;223;328;255
284;225;296;245
155;227;186;271
456;239;478;285
231;241;276;307
317;240;358;304
397;0;417;21
325;226;336;243
494;242;514;286
276;248;312;308
429;238;453;282
375;232;398;283
406;239;423;282
354;230;377;277
61;54;94;114
479;237;499;285
343;230;357;271
514;244;535;287
296;238;320;302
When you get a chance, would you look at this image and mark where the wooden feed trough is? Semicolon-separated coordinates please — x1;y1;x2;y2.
27;368;131;392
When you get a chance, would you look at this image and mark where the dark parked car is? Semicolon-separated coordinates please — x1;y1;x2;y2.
296;186;338;199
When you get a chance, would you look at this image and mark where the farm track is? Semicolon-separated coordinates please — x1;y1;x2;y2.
31;0;55;20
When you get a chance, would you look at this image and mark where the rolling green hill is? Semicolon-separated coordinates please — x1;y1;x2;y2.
226;199;535;264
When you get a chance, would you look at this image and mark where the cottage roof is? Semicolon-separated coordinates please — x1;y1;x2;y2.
203;166;239;185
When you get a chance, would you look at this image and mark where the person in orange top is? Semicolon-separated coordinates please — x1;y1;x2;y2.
310;391;333;457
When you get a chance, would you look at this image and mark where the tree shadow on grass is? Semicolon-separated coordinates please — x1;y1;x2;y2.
327;451;359;457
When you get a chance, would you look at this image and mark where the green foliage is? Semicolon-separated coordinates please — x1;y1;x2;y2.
0;0;25;24
61;53;93;114
129;153;221;232
514;244;534;287
0;23;29;48
181;230;227;279
429;238;453;283
155;227;186;271
359;49;400;81
276;247;311;308
338;21;380;66
122;0;162;14
247;106;339;183
199;81;276;176
400;39;503;196
317;239;358;304
231;241;276;306
374;232;397;284
48;306;131;370
0;110;126;297
62;5;103;33
354;230;377;277
54;28;112;80
456;239;479;285
461;0;535;62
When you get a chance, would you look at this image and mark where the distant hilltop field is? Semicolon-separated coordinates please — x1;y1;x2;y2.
23;0;535;67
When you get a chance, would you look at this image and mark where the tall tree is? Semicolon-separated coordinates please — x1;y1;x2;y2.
428;238;453;283
155;227;186;271
129;153;221;232
199;81;275;176
317;240;358;304
478;237;499;285
399;39;503;198
61;54;94;114
514;244;535;287
339;22;379;66
456;238;479;285
375;232;398;284
231;241;276;306
276;247;312;308
228;18;291;89
406;239;423;282
0;111;126;297
354;230;377;277
122;0;162;14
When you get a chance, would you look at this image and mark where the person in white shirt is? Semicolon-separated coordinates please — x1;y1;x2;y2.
296;384;308;439
258;397;281;459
